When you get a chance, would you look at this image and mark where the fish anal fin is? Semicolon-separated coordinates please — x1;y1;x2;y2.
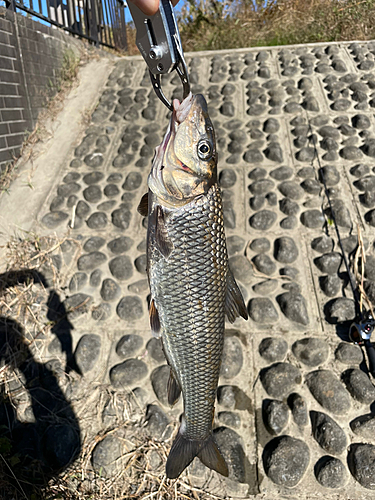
149;299;161;338
167;370;181;406
166;428;229;479
198;434;229;478
155;205;174;259
225;268;248;323
137;193;149;217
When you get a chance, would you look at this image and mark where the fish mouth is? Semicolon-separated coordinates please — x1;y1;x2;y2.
173;92;194;124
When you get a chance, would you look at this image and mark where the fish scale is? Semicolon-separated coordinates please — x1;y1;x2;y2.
149;183;227;441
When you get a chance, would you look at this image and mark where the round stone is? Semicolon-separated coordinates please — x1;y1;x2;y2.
301;179;321;195
146;338;165;363
84;236;106;252
274;237;298;264
69;272;87;292
77;251;107;271
221;336;243;379
252;254;276;275
57;182;80;197
296;147;315;162
83;185;102;203
279;198;300;216
259;338;288;362
366;209;375;227
300;210;325;228
104;184;120;198
249;210;277;230
264;143;283;163
109;255;133;281
111;207;132;230
75;334;101;373
219;169;237;188
280;216;297;229
83;172;104;184
292;338;329;367
263;399;289;435
348;444;375;489
355;175;375;191
128;279;148;294
249;179;275;195
320;275;341;297
261;362;301;398
228;255;253;285
244;149;264;163
311;411;347;454
250;238;270;253
288;393;308;426
42;211;69;229
151;365;170;406
135;254;147;275
86;212;108;229
100;278;121;301
145;404;170;439
76;200;90;218
306;370;351;415
314;252;342;274
217;411;241;429
92;303;111;321
248;298;279;324
213;427;247;483
116;296;143;321
335;342;363;364
270;166;293;181
350;414;375;438
277;292;309;325
50;196;64;211
253;279;278;295
110;359;148;388
42;425;80;470
311;235;334;253
107;236;133;254
250;195;265;211
263;436;310;487
343;368;375;404
92;435;122;477
325;297;356;323
278;181;304;200
220;102;235;117
122;172;142;191
89;269;102;287
227;235;245;255
315;456;348;489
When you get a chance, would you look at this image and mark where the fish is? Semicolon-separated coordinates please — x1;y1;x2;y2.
138;93;248;480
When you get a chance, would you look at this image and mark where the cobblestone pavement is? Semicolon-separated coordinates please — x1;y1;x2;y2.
3;40;375;498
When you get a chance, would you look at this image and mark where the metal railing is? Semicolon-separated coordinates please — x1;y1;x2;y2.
6;0;127;50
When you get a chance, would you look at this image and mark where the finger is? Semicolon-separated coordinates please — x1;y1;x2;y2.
129;0;159;16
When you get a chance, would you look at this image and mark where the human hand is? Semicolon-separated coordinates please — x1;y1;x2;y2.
129;0;180;16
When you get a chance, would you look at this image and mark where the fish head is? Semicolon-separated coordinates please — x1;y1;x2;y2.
149;93;217;206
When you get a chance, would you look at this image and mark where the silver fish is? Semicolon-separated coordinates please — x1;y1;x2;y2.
138;93;248;479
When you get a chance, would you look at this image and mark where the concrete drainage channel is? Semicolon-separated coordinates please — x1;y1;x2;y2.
2;41;375;498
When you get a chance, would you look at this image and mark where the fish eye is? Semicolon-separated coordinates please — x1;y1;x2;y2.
197;140;213;160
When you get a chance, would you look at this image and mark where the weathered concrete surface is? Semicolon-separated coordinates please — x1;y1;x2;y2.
2;40;375;498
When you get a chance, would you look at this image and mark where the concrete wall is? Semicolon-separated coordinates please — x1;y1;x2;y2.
0;6;83;171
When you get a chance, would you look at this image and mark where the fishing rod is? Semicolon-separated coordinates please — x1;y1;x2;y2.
307;116;375;377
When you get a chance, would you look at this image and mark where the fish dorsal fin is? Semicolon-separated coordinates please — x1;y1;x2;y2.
155;205;174;259
167;369;181;406
225;268;248;323
149;298;161;338
137;192;149;217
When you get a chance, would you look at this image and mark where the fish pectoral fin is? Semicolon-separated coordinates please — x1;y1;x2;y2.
166;430;229;479
137;192;149;217
225;268;248;323
149;299;161;338
155;205;174;259
167;369;181;406
198;434;229;478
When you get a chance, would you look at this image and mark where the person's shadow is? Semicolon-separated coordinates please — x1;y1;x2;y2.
0;269;81;497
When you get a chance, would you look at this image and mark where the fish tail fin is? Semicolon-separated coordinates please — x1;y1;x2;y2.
166;428;228;479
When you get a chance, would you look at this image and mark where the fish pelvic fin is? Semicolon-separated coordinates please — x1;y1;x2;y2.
166;429;228;479
149;299;161;338
167;369;181;406
155;205;174;259
225;268;248;323
137;192;149;217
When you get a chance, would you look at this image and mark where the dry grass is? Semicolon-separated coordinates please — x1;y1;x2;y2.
126;0;375;54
